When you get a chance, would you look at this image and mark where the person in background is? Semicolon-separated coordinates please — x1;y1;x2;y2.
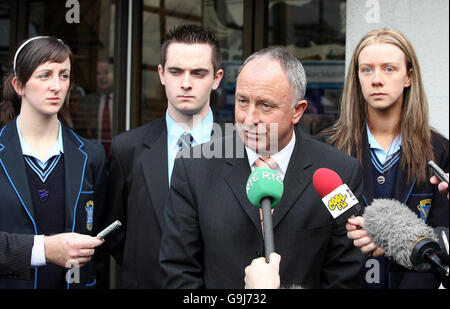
79;57;114;156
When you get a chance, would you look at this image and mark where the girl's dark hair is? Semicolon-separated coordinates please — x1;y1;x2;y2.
1;36;72;126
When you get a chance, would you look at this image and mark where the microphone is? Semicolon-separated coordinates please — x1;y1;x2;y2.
363;199;449;278
246;167;284;263
312;168;361;219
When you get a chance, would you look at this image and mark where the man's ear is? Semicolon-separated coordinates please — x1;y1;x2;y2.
212;69;224;90
158;64;166;86
11;76;24;96
292;100;308;125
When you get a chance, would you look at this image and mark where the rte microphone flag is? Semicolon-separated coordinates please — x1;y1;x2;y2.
246;167;283;209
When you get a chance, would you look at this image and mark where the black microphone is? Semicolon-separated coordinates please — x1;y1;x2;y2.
363;198;449;278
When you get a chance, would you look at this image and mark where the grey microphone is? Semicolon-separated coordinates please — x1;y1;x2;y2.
363;199;448;277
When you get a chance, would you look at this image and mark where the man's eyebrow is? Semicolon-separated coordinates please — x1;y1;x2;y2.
166;66;183;71
191;68;209;72
166;66;210;72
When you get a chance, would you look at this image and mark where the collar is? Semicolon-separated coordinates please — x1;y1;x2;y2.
166;108;214;150
245;130;296;178
16;117;64;164
366;123;401;161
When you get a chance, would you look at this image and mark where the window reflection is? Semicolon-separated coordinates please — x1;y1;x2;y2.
268;0;346;135
25;0;116;156
140;0;244;125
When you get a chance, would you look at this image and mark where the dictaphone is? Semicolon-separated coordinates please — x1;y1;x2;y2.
97;220;122;239
427;160;449;184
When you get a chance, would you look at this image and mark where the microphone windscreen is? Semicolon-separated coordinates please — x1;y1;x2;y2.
246;167;284;209
312;168;343;198
363;198;437;269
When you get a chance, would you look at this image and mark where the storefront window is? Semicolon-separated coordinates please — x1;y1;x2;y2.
28;0;116;156
268;0;346;135
0;1;10;103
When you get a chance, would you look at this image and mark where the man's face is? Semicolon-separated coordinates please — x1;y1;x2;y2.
158;43;223;120
235;57;307;155
96;61;113;92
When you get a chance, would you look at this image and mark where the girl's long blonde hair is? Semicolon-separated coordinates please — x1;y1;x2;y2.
322;28;434;184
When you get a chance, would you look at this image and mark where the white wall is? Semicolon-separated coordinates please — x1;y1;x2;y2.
346;0;449;137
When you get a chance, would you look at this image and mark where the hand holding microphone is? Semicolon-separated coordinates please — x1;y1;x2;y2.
244;252;281;289
363;199;448;279
346;216;385;257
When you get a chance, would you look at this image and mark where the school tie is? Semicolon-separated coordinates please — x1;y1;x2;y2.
254;157;278;238
101;94;111;156
177;132;193;151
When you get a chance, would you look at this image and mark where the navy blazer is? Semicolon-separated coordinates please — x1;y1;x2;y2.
0;119;107;289
360;129;449;289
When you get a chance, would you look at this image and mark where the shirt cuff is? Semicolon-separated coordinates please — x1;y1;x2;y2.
31;235;46;267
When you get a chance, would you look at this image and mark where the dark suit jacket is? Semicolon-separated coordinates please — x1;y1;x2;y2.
0;232;34;280
105;117;169;288
160;128;365;288
105;116;225;288
0;119;107;288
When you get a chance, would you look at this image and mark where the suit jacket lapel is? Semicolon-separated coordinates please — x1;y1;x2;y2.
0;121;35;224
272;130;313;229
223;130;314;235
62;126;87;230
224;154;261;234
222;133;261;234
140;119;169;228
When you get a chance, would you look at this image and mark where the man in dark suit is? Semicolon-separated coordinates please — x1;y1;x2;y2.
159;47;365;288
77;58;114;155
105;24;224;288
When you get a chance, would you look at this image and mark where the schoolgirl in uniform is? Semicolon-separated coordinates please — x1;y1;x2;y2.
321;29;448;288
0;36;107;288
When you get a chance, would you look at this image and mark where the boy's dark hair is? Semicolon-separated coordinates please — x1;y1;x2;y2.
160;24;222;73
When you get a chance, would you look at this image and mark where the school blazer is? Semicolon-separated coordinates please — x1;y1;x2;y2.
360;129;449;289
0;119;107;289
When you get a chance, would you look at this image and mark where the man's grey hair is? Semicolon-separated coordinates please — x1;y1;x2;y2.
239;47;307;107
